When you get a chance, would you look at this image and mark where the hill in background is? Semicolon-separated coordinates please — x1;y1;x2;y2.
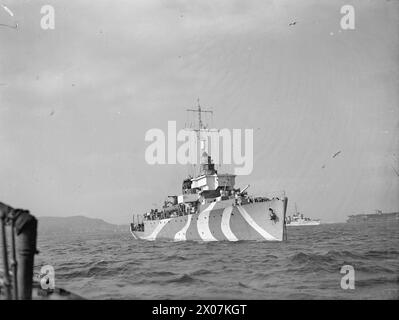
38;215;129;235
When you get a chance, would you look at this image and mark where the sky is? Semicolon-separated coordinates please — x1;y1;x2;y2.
0;0;398;224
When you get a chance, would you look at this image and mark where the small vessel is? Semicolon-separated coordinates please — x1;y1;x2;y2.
130;102;288;241
285;203;320;227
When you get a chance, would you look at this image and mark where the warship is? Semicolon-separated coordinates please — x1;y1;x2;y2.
285;204;320;227
347;210;399;224
130;102;288;241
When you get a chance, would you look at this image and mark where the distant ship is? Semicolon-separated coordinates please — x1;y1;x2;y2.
130;101;288;241
285;203;320;227
347;210;399;224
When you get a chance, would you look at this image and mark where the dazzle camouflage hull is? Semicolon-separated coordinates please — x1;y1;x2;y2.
130;198;287;241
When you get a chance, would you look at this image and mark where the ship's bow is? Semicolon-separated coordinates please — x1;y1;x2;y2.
230;197;287;241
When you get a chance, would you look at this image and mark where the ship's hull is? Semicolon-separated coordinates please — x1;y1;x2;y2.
131;197;287;241
347;212;399;223
286;220;320;227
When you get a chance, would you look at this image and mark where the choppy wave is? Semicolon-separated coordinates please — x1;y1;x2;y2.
35;222;399;299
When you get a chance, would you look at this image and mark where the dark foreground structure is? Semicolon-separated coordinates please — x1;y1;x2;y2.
0;202;83;300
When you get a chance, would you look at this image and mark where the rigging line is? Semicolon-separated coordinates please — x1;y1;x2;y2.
392;165;399;177
0;23;17;29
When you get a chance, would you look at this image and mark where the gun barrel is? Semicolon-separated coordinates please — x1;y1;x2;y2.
240;184;250;194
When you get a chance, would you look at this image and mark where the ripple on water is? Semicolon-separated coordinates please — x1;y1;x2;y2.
35;222;399;299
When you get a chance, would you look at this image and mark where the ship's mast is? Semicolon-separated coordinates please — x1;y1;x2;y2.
186;98;213;148
186;99;216;176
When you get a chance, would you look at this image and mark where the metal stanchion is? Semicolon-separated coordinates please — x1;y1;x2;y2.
1;203;37;300
0;209;12;300
14;209;37;300
10;218;18;299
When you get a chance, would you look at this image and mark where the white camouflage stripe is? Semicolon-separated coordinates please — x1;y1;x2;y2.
174;214;192;241
237;206;277;240
221;206;238;241
197;202;217;241
140;219;171;240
